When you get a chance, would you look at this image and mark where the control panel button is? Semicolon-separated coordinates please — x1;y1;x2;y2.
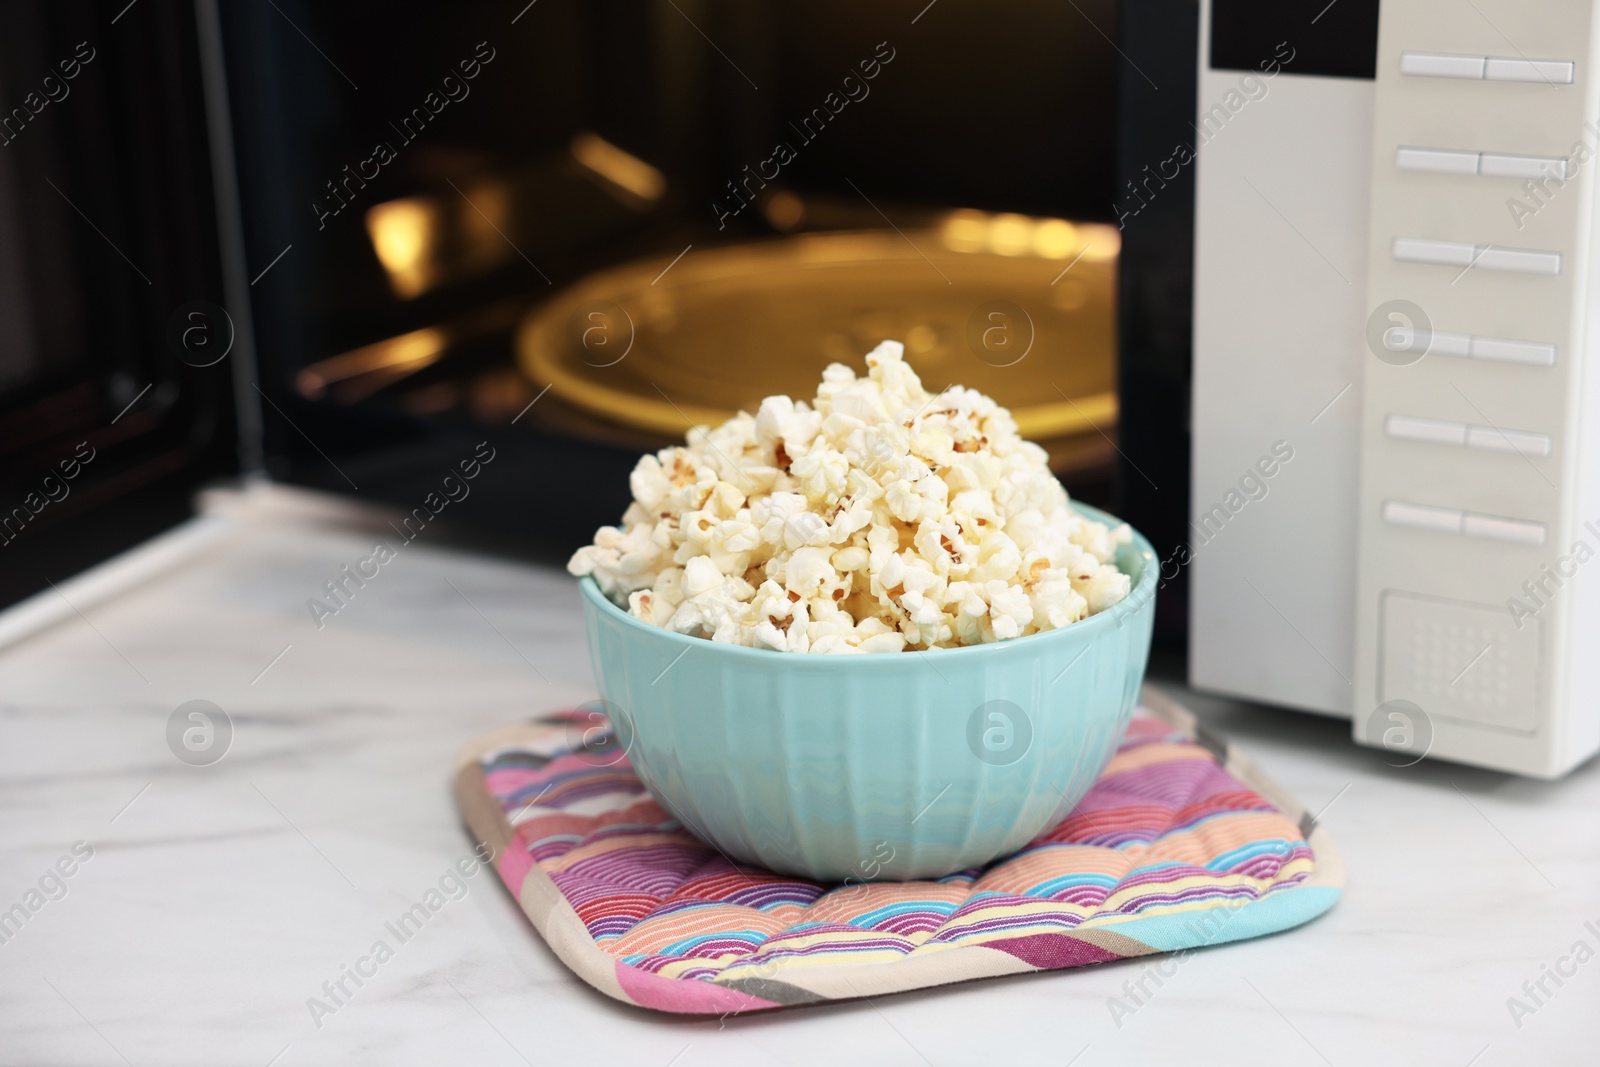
1465;425;1554;456
1484;58;1575;84
1396;146;1480;174
1383;415;1553;457
1469;336;1557;366
1462;512;1547;546
1392;236;1476;266
1425;331;1472;358
1479;152;1570;180
1396;148;1571;181
1401;52;1486;79
1381;324;1431;355
1373;327;1555;365
1392;238;1562;275
1383;501;1547;546
1475;246;1562;274
1383;500;1463;534
1386;414;1467;446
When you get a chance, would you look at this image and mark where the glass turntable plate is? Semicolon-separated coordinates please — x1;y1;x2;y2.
516;224;1118;442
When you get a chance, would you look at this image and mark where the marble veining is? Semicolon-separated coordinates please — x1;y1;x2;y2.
0;486;1596;1065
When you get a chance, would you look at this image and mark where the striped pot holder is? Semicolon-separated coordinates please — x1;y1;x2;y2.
454;686;1343;1014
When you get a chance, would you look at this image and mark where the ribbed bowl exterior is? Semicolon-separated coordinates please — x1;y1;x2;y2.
580;504;1157;881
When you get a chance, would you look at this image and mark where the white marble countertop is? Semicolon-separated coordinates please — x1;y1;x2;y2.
2;485;1596;1066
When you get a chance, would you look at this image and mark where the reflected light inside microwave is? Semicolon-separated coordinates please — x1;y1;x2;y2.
365;198;440;299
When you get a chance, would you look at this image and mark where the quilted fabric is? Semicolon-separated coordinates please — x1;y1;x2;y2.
454;688;1342;1013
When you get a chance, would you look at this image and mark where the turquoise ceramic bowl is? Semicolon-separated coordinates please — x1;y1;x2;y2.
579;503;1156;881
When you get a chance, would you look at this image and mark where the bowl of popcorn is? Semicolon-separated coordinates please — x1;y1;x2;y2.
569;341;1155;881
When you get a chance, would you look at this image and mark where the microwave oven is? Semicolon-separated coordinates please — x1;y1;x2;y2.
1;2;1124;610
1180;0;1600;777
15;0;1590;779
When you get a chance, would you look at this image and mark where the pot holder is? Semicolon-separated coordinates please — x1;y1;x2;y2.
453;686;1343;1014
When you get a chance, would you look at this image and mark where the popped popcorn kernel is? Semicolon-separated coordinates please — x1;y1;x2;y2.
569;340;1131;652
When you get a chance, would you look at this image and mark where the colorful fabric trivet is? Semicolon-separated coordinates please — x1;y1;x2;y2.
454;686;1343;1014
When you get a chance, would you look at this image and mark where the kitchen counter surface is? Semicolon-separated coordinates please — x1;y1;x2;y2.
2;486;1596;1066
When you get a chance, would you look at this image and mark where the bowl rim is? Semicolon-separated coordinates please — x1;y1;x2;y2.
578;501;1158;664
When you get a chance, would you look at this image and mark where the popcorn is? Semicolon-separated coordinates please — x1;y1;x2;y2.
568;341;1132;653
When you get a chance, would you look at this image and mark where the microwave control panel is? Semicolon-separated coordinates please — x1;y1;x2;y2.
1354;0;1600;775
